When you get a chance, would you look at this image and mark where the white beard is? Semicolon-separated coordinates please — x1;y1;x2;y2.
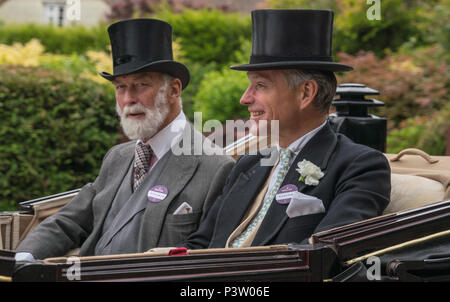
116;84;170;141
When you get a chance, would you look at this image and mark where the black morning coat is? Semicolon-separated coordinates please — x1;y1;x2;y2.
184;122;391;248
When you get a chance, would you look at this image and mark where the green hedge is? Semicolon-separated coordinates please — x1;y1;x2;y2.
265;0;449;58
180;61;219;121
191;38;251;123
387;103;450;155
0;23;110;54
0;65;119;210
332;0;424;57
193;67;249;123
0;9;252;66
158;9;251;66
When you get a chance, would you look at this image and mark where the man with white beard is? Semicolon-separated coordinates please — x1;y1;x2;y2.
114;72;179;144
15;19;234;260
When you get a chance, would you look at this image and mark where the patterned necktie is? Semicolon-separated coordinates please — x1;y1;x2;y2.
133;141;153;191
231;148;293;248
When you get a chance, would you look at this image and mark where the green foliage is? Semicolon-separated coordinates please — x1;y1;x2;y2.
192;39;252;123
397;0;450;55
40;53;98;75
387;120;426;154
157;8;251;66
193;68;249;124
180;61;218;121
0;66;119;210
337;45;449;128
264;0;338;10
387;104;450;155
333;0;423;57
263;0;449;57
0;23;110;54
154;8;252;122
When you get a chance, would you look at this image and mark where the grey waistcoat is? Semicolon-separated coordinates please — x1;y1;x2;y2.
94;152;171;255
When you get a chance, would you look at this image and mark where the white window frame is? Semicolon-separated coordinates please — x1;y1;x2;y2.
43;1;66;26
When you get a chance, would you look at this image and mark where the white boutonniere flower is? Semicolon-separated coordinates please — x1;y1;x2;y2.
296;159;324;186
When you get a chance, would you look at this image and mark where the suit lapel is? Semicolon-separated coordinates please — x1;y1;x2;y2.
138;124;201;248
211;156;273;245
92;143;135;232
253;122;338;246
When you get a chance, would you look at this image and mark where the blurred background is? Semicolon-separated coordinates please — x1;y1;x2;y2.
0;0;448;210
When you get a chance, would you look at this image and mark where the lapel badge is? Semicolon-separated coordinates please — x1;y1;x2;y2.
147;185;168;202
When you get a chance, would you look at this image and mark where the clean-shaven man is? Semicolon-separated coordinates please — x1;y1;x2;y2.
183;10;390;249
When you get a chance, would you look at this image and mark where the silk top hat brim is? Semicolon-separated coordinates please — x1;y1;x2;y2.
100;60;190;89
230;60;353;72
230;10;352;72
100;18;190;89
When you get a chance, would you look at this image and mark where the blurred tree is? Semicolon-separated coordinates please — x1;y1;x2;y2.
334;0;430;57
386;103;450;155
336;44;449;128
159;9;251;66
192;38;252;123
262;0;449;57
0;65;119;210
105;0;232;21
263;0;338;10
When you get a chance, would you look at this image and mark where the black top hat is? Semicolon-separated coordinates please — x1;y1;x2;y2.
100;18;190;89
231;10;352;72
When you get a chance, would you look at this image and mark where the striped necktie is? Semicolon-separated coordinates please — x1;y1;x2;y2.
231;148;293;248
133;141;153;191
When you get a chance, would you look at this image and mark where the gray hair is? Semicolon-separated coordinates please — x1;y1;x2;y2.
160;73;183;108
281;69;337;114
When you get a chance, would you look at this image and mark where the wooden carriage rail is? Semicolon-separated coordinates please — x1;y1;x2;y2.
12;244;338;282
311;199;450;241
8;199;450;282
311;199;450;261
43;245;289;263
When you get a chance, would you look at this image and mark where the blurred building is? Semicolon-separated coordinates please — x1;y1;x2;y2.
0;0;265;27
0;0;110;26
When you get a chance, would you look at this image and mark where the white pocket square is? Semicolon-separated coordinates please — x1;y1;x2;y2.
286;192;325;218
173;202;193;215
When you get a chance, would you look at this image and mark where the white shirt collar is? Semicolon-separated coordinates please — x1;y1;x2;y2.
137;111;187;160
277;120;327;158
